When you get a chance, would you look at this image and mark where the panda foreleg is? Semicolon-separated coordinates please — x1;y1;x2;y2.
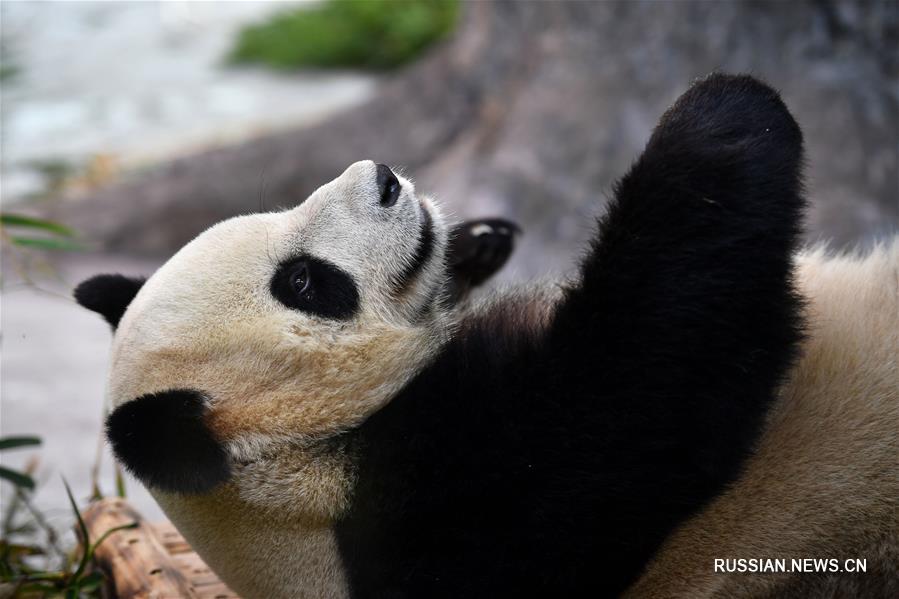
539;73;807;579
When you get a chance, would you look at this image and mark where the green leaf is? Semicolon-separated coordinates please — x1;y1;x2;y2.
63;479;91;582
0;466;35;490
229;0;459;71
18;581;63;594
0;543;44;558
0;436;42;451
85;522;137;565
0;214;75;237
17;571;67;582
9;236;86;251
76;570;105;591
114;465;126;498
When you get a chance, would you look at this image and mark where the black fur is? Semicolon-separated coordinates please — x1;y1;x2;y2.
271;255;360;320
335;74;806;597
446;218;520;305
391;205;435;295
105;389;230;494
73;274;145;328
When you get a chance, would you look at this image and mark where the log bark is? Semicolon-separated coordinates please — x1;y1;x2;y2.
52;0;898;277
82;498;239;599
82;498;197;598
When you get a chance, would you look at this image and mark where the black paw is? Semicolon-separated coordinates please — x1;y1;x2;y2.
106;389;231;495
446;218;520;305
648;73;803;186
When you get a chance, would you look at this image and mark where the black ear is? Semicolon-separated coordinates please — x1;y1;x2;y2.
106;389;231;495
446;218;521;305
74;274;145;328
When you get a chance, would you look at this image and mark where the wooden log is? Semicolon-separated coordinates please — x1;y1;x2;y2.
149;523;239;598
150;522;192;556
81;498;240;598
83;498;196;598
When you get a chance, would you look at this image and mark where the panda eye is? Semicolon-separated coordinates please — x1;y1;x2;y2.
292;264;311;297
271;256;360;320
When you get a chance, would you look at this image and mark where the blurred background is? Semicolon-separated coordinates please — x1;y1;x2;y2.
1;0;896;592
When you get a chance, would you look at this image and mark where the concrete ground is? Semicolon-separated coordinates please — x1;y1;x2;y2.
1;0;374;535
2;254;166;527
1;1;374;201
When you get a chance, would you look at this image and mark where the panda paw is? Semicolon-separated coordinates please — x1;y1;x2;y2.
646;73;804;194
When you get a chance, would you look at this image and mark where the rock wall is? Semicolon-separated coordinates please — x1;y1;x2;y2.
52;0;898;278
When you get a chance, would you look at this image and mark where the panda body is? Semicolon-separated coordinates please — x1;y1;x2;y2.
77;74;814;598
625;242;899;598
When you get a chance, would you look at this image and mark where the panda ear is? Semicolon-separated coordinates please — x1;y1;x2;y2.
74;274;146;329
446;218;521;305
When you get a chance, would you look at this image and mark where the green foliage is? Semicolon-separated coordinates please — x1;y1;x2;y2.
0;62;19;82
0;40;21;83
229;0;459;71
0;467;36;492
0;439;137;598
0;437;41;491
63;480;137;596
0;438;43;452
0;213;85;252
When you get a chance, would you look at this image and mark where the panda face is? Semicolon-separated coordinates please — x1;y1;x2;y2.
104;161;452;502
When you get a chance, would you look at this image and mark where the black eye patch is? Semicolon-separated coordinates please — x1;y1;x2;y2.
271;255;360;320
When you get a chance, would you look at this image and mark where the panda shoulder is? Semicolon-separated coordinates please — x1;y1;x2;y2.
452;280;564;348
791;238;899;410
796;239;899;325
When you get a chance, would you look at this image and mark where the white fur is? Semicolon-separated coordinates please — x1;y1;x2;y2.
107;161;455;598
109;160;453;446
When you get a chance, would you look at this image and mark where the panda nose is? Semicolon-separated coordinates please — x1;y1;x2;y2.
376;164;400;208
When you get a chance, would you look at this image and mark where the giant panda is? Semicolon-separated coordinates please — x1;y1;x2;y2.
74;74;807;598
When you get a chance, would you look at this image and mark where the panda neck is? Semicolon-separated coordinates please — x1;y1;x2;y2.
153;486;351;599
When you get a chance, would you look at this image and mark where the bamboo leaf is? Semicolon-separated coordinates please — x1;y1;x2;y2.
0;467;35;490
114;464;126;498
18;571;67;582
85;522;137;564
18;581;62;593
0;436;42;451
0;543;44;558
10;236;86;251
0;214;75;237
77;570;105;591
63;479;91;582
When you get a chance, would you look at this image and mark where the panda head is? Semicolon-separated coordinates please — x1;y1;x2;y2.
76;161;453;510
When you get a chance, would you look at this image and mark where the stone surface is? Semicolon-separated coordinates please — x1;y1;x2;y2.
1;254;166;523
1;1;374;201
42;0;899;279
